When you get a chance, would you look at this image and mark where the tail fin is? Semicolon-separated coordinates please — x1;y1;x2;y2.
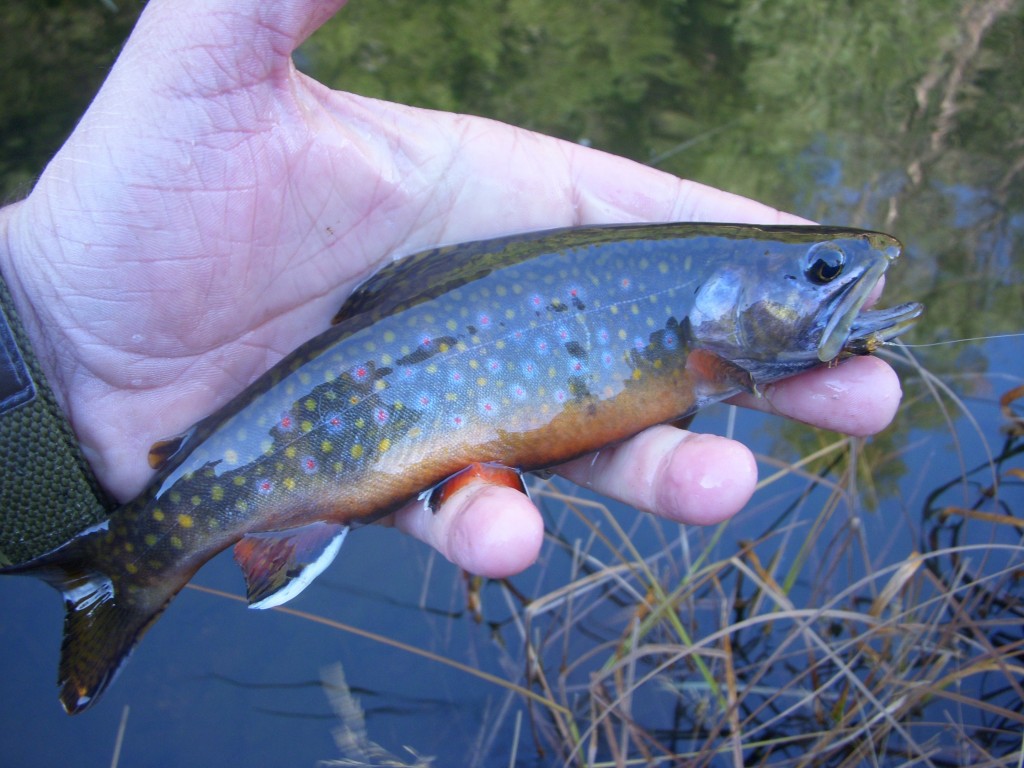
3;525;180;714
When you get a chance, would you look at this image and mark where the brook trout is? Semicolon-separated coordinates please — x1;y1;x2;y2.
1;223;922;713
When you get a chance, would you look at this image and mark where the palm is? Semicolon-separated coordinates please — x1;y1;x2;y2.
1;0;904;577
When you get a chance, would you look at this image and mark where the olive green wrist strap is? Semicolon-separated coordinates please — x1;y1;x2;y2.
0;272;114;567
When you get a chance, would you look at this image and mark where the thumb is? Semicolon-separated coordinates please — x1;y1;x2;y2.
110;0;348;92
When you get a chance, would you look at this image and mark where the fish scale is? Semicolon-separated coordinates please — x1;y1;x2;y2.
0;222;923;713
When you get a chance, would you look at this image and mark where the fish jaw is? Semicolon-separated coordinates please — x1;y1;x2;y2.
816;235;901;362
840;302;925;356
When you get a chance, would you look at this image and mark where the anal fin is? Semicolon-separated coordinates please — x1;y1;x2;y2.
233;522;348;610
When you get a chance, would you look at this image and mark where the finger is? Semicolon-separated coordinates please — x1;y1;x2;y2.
567;144;814;227
392;481;545;579
555;425;758;527
729;355;903;437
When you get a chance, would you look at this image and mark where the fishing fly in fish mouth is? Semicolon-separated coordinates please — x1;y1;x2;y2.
1;222;922;714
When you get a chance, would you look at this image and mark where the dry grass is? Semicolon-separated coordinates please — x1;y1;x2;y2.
255;349;1023;767
471;352;1024;766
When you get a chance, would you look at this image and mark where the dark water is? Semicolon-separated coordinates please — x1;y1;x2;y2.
1;1;1022;766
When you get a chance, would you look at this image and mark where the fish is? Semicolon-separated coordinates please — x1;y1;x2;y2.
0;223;923;713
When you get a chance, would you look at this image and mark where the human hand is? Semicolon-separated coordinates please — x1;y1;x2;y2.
0;0;903;578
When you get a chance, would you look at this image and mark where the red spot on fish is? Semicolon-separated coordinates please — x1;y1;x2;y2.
257;479;274;495
302;456;319;474
554;389;567;403
421;335;433;347
374;407;390;425
620;277;632;290
477;313;492;329
352;366;368;381
279;415;293;431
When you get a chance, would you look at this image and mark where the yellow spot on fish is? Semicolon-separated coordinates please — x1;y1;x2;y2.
456;341;468;352
659;261;669;274
124;542;134;553
178;514;194;528
380;354;392;365
495;340;505;350
632;369;642;380
363;341;376;352
261;440;273;456
379;438;391;453
169;492;182;504
446;319;457;331
477;377;487;387
631;304;639;315
126;563;138;574
618;329;628;340
211;485;224;502
285;446;297;459
235;500;247;513
283;477;296;491
305;398;316;411
233;476;246;486
383;330;396;343
152;509;165;522
224;449;239;464
299;372;311;386
351;444;363;460
324;369;336;383
170;536;183;550
191;495;201;506
427;364;438;374
301;420;313;432
144;534;158;547
374;380;386;391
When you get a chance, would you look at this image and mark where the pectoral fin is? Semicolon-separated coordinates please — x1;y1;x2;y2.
233;522;348;610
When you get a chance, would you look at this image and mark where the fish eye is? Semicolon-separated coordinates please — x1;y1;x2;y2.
804;244;846;284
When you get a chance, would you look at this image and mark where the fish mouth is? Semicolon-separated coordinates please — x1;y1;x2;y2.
840;301;924;356
816;241;920;361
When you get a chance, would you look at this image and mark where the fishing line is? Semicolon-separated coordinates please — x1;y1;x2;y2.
885;332;1024;348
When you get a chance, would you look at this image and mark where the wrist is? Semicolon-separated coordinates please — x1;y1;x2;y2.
0;202;115;565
